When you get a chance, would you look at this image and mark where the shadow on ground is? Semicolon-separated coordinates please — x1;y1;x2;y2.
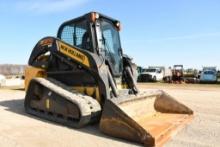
0;98;140;146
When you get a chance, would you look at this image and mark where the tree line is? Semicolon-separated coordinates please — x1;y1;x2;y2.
0;64;26;75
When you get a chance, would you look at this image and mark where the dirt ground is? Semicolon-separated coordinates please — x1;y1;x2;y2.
0;83;219;147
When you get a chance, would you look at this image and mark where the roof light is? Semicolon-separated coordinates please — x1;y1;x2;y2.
91;12;99;22
115;21;121;31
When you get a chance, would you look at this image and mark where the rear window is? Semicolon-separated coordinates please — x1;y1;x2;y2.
60;20;91;51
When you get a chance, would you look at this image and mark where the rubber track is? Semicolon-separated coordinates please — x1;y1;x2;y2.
25;78;101;128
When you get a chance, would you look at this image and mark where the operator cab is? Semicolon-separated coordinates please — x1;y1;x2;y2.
57;12;123;76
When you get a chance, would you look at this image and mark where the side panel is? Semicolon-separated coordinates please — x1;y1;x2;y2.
27;37;110;103
57;41;90;68
25;66;46;91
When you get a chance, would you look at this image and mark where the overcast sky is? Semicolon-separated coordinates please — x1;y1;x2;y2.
0;0;219;70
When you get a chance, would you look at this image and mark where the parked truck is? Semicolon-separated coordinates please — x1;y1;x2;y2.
200;67;217;83
218;70;220;82
183;68;199;83
172;65;184;83
138;66;172;82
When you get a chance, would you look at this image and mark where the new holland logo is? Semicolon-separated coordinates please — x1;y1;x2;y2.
57;41;90;67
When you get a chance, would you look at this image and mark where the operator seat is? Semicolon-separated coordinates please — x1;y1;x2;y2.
81;31;91;51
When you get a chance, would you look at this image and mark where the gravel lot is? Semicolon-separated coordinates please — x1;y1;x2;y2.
0;83;219;147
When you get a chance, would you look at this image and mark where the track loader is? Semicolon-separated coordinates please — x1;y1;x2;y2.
25;12;193;146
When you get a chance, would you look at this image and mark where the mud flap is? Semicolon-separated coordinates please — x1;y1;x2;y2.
99;90;193;146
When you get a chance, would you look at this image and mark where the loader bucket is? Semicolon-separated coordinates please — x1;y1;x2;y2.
100;90;193;146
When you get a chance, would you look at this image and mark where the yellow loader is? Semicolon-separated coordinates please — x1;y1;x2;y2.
25;12;193;146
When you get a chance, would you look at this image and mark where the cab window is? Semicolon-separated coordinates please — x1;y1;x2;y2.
60;20;91;51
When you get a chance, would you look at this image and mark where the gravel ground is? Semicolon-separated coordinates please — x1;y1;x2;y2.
0;83;219;147
139;84;220;147
164;89;220;147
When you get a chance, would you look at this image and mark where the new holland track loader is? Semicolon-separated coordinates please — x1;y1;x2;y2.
25;12;193;146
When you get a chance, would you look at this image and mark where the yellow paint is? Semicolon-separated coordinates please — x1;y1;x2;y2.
71;84;128;103
57;41;90;67
85;87;95;96
72;86;101;103
46;99;50;109
25;66;46;91
117;84;128;89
